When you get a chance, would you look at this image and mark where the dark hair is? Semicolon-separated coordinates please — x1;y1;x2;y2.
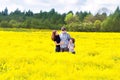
51;30;57;41
70;38;75;43
61;26;66;31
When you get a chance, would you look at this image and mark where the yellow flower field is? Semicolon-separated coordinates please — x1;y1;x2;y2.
0;30;120;80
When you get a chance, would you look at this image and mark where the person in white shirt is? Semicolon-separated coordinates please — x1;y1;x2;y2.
68;38;75;54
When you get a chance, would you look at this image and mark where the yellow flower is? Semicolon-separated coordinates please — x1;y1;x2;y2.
0;30;120;80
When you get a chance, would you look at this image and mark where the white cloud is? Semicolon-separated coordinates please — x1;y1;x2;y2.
0;0;120;14
80;0;120;14
24;0;49;6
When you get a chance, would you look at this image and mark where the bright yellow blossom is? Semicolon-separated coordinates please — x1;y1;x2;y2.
0;30;120;80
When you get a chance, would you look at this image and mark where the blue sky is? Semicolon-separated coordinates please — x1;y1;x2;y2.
0;0;120;14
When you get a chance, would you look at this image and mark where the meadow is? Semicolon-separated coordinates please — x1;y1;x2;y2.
0;29;120;80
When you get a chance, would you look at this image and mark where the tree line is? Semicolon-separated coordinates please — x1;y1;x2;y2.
0;7;120;32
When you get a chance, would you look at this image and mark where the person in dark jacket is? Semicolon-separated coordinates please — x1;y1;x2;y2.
51;30;61;52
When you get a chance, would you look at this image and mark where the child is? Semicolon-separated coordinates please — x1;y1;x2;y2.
51;30;61;52
68;38;75;54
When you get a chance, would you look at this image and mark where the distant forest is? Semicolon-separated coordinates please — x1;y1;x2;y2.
0;6;120;32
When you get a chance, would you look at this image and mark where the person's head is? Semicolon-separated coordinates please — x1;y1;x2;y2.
61;27;66;33
51;30;58;41
70;38;75;43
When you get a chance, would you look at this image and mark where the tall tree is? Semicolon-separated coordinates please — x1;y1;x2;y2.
25;10;33;16
76;11;91;22
94;12;107;22
2;7;8;15
101;6;120;31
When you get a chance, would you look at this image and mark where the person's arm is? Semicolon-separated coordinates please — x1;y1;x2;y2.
59;34;65;45
54;41;60;45
68;43;70;48
67;33;71;41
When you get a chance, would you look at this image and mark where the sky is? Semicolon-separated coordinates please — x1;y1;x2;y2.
0;0;120;14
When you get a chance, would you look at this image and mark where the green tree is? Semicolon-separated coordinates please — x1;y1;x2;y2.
2;7;8;16
94;20;101;31
76;11;91;22
10;8;22;15
101;6;120;32
9;20;18;28
0;21;10;28
94;13;107;22
23;19;32;28
65;13;79;24
25;10;33;16
65;13;73;24
84;14;95;23
82;22;94;31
